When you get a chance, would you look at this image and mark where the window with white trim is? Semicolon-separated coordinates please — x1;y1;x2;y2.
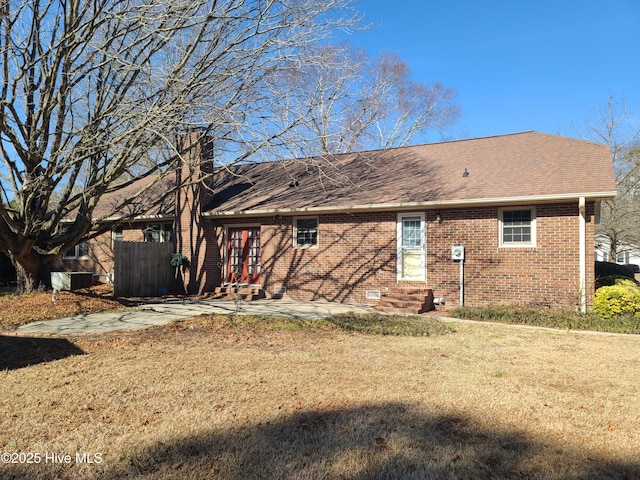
64;242;89;259
112;226;123;249
143;224;173;243
499;208;536;247
294;217;318;248
113;227;123;242
617;251;630;264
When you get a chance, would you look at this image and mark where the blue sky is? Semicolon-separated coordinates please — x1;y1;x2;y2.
345;0;640;141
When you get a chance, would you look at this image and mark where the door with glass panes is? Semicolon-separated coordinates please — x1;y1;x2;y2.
397;214;426;282
227;227;261;284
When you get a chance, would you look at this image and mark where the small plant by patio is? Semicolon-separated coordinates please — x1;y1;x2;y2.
170;252;188;267
592;279;640;319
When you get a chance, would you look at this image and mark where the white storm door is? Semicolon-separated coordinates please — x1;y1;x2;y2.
397;213;426;282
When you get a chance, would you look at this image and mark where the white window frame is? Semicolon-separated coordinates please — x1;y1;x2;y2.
498;207;536;248
143;223;173;243
112;226;123;249
63;241;89;259
617;250;630;264
293;217;319;249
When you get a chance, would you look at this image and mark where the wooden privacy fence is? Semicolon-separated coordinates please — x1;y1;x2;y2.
114;241;175;297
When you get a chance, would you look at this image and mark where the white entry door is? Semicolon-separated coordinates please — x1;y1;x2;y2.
397;213;426;282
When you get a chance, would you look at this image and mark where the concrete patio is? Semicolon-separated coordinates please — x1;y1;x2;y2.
2;299;378;336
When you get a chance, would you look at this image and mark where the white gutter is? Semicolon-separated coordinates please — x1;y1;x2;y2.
579;196;587;313
59;213;175;226
96;214;175;223
202;191;617;218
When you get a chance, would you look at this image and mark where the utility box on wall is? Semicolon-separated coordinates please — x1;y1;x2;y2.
451;245;465;261
51;272;94;291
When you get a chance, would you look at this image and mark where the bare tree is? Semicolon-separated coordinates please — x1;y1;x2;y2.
575;97;640;261
0;0;360;291
264;42;460;159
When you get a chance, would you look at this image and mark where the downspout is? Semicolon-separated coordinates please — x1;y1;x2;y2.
579;196;586;313
459;257;465;307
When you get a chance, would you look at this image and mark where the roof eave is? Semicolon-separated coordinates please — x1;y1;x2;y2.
94;213;176;224
202;191;618;218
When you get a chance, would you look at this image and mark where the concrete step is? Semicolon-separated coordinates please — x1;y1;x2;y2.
380;291;429;302
376;298;431;310
207;286;266;301
373;288;434;314
388;287;432;295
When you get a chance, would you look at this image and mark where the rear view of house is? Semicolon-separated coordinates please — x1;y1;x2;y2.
60;131;616;312
182;131;616;311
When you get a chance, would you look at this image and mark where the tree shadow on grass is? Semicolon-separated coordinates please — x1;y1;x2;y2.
6;403;639;479
63;285;138;307
0;335;85;370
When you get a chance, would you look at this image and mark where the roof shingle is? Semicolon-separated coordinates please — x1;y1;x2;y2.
205;131;617;215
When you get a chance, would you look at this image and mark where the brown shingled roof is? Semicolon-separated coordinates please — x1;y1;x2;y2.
90;174;176;221
204;131;617;216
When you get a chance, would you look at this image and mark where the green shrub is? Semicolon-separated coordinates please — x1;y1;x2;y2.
592;279;640;319
596;274;640;289
595;261;637;279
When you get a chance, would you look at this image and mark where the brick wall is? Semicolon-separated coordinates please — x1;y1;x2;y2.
211;213;396;301
174;132;219;294
60;192;594;308
426;203;595;308
207;201;595;308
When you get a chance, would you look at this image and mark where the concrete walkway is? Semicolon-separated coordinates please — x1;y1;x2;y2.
3;299;378;336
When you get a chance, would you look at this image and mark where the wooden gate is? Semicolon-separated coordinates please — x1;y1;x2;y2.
114;241;174;296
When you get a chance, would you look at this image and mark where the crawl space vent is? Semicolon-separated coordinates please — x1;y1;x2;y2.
366;290;381;300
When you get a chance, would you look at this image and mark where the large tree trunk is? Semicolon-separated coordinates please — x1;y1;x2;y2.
10;252;53;293
608;237;618;264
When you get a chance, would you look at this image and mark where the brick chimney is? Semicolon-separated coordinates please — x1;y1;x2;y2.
174;130;216;294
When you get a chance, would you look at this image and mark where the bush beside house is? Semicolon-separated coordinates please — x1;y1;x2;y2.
593;278;640;319
595;261;638;279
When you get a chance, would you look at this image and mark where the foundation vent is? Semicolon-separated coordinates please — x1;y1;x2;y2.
366;290;381;300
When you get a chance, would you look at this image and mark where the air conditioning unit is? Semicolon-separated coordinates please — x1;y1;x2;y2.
451;245;465;261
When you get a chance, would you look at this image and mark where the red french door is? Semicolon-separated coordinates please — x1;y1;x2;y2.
227;227;261;284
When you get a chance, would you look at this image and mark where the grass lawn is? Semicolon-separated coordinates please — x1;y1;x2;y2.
1;314;639;479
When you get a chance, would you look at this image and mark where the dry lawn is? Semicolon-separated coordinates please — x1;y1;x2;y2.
1;316;639;480
0;285;125;331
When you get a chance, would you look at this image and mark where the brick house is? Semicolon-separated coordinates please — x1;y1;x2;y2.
59;131;616;311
